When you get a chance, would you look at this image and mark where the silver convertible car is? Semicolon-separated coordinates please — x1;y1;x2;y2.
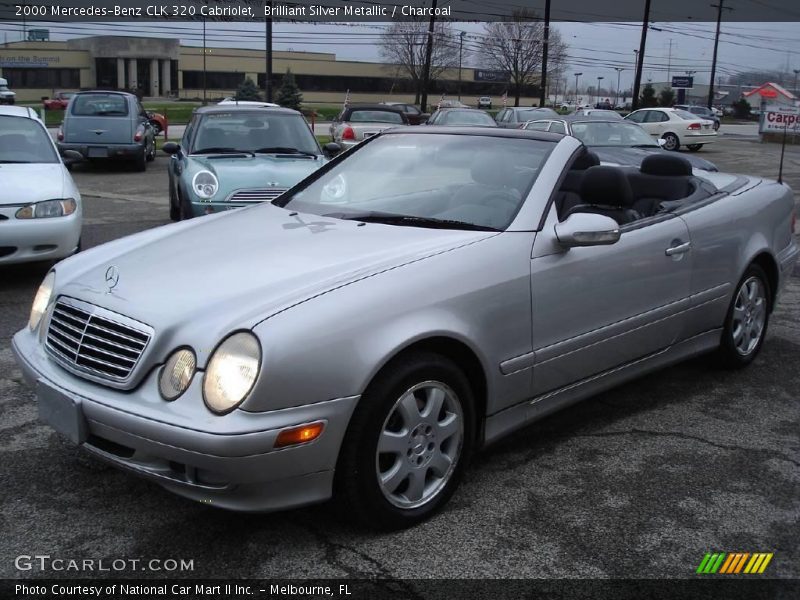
12;128;799;530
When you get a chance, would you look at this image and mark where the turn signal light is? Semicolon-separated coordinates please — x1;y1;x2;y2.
342;126;355;141
274;422;325;449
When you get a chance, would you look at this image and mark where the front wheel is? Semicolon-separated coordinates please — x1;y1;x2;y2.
335;352;475;530
715;264;771;369
661;133;680;151
687;144;703;152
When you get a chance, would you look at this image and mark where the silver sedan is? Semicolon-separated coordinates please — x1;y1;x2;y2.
12;128;799;530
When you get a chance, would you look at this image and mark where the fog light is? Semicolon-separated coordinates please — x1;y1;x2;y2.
159;348;196;401
274;422;325;448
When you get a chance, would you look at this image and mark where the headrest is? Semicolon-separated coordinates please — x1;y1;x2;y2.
571;150;601;171
641;153;692;176
579;166;634;208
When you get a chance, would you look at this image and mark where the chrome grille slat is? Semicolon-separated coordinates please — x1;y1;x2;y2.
228;188;287;203
45;297;152;382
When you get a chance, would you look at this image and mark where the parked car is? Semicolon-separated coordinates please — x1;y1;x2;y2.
43;91;76;111
572;108;624;120
624;107;717;151
674;104;721;131
495;106;559;128
426;108;497;127
381;102;429;125
162;105;334;220
330;104;409;149
437;100;470;109
218;98;279;108
0;77;16;105
0;106;82;265
13;127;797;529
522;116;718;171
56;91;156;171
477;96;492;109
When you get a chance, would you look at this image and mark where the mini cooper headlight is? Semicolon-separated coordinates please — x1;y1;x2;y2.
203;332;261;414
192;171;218;199
159;348;196;401
16;198;77;219
29;270;55;331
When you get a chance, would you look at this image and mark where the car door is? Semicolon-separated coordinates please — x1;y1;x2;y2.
529;205;693;397
644;110;670;138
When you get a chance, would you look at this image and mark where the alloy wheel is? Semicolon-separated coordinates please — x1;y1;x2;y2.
731;276;767;356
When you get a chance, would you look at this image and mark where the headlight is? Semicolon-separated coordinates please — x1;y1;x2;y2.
192;171;218;199
16;198;77;219
159;348;196;401
29;271;55;331
203;332;261;414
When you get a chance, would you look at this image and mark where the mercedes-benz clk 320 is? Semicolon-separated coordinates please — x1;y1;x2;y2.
13;128;799;530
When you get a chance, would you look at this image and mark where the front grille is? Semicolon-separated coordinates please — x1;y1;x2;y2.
228;187;287;203
46;297;151;382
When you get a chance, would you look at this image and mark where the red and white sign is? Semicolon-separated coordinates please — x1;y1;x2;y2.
760;104;800;134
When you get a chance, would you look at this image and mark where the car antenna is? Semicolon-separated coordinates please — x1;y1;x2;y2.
777;117;789;185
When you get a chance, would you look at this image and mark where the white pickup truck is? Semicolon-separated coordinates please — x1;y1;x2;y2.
0;77;16;104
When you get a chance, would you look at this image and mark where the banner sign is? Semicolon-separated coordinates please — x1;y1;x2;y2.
760;104;800;135
474;70;511;83
0;56;61;68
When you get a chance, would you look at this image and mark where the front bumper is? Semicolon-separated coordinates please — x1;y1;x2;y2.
58;142;144;161
777;239;800;299
187;200;251;218
12;328;359;512
0;210;80;265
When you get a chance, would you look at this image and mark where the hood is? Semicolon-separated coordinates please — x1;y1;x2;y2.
0;163;66;205
54;203;493;366
593;146;718;172
187;154;325;194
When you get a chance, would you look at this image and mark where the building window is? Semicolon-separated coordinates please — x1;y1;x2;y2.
2;68;80;89
182;70;244;90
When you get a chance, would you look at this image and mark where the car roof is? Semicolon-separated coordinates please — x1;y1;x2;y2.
195;104;300;115
74;90;135;98
346;103;404;111
0;105;42;120
381;126;563;142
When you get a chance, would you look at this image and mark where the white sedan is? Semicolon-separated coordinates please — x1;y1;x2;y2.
624;107;717;152
0;106;82;265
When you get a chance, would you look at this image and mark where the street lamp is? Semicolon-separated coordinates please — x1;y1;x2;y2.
574;72;583;105
458;31;466;101
596;76;604;106
613;68;624;108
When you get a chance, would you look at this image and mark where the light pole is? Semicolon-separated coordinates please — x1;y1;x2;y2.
794;69;800;98
613;68;624;108
596;76;604;106
574;72;582;105
458;31;465;101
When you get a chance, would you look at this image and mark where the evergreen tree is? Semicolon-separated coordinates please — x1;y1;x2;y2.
658;88;675;107
640;83;658;108
235;77;261;101
276;69;303;111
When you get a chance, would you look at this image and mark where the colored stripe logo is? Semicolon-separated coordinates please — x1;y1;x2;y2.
697;552;773;574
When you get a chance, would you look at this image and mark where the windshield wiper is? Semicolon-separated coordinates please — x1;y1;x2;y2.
192;147;255;156
324;212;499;232
253;146;317;157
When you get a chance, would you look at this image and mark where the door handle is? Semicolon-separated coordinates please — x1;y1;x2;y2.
665;241;691;256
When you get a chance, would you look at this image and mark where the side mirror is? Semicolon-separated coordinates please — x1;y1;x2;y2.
323;142;342;158
61;149;84;165
555;213;620;248
162;142;181;156
657;138;667;147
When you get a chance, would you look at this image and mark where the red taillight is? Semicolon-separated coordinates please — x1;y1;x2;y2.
133;130;143;142
57;127;64;142
687;122;701;130
341;125;355;141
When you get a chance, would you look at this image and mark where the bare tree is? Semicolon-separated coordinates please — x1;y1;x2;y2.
482;11;567;106
379;20;461;105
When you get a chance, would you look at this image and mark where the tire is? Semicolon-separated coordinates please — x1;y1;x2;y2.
687;144;703;152
134;148;147;172
335;351;476;530
713;122;720;131
715;264;771;369
661;133;680;151
146;138;155;162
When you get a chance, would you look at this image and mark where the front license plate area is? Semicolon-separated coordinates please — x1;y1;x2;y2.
37;380;87;445
87;147;107;158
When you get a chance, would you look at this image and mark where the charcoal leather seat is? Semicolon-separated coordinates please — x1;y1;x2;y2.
565;165;641;225
628;154;695;217
555;150;601;219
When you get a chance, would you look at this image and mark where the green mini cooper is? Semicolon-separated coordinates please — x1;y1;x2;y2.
163;105;338;220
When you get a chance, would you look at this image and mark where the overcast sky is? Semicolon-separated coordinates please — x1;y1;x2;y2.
1;20;799;92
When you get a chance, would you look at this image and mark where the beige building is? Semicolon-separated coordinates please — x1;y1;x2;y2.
0;35;542;106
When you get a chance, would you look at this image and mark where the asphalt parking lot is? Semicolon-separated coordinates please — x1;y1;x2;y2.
1;137;798;581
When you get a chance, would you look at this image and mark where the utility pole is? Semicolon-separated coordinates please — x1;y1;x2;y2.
667;38;673;84
708;0;732;109
596;76;604;106
631;0;651;111
419;0;438;113
458;31;465;101
265;0;273;102
614;67;624;108
539;0;551;108
574;72;582;105
202;14;207;105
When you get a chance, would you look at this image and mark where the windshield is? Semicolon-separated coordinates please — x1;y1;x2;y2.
440;111;496;126
191;112;319;155
0;116;59;163
278;133;555;230
518;109;556;120
675;109;702;120
570;121;657;147
348;110;403;124
71;93;128;116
